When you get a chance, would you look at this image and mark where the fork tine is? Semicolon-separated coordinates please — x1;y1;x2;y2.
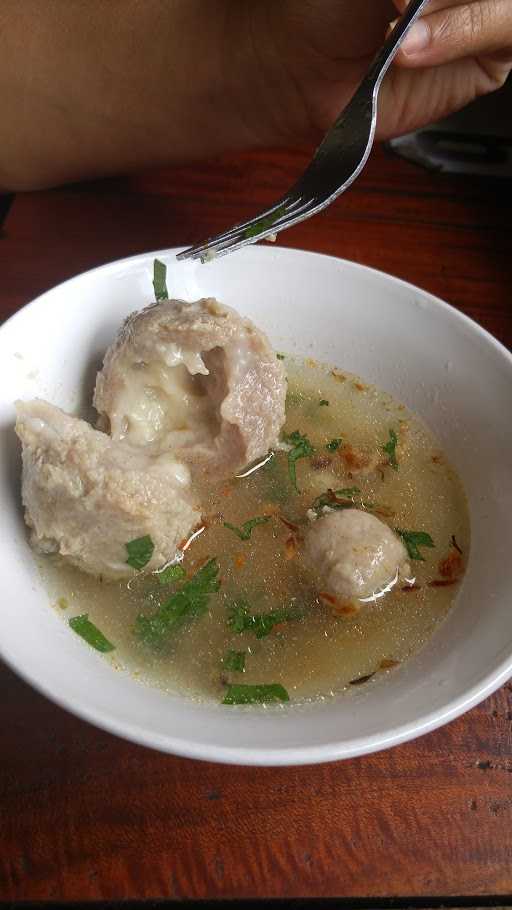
176;195;302;261
177;195;322;262
177;156;353;261
176;168;327;262
218;197;312;243
177;0;429;263
176;204;296;260
183;232;271;261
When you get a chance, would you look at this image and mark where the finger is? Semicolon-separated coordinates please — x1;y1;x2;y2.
377;53;509;139
393;0;462;13
392;1;512;67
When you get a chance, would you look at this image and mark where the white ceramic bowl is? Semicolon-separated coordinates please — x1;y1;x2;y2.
1;247;511;765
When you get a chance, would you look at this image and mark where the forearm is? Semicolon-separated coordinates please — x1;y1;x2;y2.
5;1;509;192
0;0;261;191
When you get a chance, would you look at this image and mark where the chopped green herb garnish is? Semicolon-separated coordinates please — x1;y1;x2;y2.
125;534;155;570
312;487;393;519
319;399;329;407
223;515;270;541
395;529;435;561
135;558;220;646
382;429;399;470
243;205;286;240
156;564;186;586
222;683;289;705
312;486;361;514
326;438;342;452
69;614;115;653
339;486;361;497
261;454;289;505
153;258;168;302
276;353;285;361
282;430;315;492
349;672;375;686
228;600;300;639
223;650;246;673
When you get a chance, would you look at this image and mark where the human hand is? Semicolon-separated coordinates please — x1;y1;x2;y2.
387;0;512;135
246;0;512;144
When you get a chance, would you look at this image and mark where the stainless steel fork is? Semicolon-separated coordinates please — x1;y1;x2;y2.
177;0;430;263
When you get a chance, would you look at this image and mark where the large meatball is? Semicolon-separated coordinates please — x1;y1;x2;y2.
93;297;287;478
15;399;199;579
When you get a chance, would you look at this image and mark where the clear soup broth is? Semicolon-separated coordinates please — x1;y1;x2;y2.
41;356;470;705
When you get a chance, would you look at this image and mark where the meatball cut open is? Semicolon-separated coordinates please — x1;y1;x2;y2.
305;509;410;601
93;298;287;479
15;399;199;580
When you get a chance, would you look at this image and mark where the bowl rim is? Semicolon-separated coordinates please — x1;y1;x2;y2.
2;244;512;766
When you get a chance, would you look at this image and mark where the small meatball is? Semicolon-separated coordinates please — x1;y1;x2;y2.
93;298;286;478
15;399;199;579
305;509;409;600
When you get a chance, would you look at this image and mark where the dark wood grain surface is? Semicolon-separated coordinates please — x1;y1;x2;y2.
1;145;512;904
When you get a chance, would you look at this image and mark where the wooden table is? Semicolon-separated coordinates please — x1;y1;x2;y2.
1;145;512;906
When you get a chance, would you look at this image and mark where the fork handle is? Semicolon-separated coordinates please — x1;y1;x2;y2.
365;0;431;91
